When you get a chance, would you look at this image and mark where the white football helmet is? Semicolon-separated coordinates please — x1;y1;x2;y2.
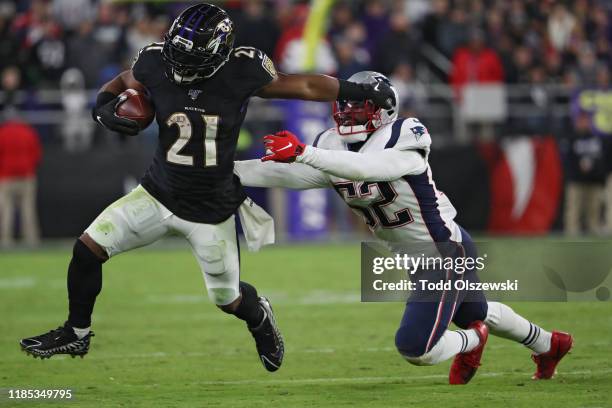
333;71;399;143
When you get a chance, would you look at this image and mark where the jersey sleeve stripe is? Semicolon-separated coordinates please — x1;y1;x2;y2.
312;130;325;147
384;118;407;149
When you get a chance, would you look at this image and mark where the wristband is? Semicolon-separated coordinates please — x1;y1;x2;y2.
337;80;370;101
92;91;117;122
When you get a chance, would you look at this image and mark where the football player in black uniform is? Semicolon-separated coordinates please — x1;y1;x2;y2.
19;3;394;372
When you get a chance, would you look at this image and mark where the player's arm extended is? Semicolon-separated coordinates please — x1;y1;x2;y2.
295;147;427;182
256;73;394;108
234;160;329;189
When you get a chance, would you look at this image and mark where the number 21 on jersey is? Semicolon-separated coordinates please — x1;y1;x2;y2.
165;112;218;167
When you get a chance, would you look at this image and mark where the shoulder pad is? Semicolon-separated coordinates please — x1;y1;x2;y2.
131;42;163;69
384;117;431;151
142;42;164;52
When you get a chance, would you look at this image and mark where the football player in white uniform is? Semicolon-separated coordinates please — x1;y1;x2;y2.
234;71;573;384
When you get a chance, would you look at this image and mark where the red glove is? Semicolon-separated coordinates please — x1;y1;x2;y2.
262;130;306;163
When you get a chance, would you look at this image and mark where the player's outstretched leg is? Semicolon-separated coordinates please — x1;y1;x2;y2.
220;281;284;372
395;301;488;384
20;236;104;359
185;214;283;372
397;324;488;385
484;302;573;379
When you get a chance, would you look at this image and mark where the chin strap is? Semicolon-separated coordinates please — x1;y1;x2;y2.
338;126;370;143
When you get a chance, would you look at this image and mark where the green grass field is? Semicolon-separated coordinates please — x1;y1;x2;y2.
1;242;611;407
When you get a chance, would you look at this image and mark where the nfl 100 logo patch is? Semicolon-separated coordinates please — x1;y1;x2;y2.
188;89;203;101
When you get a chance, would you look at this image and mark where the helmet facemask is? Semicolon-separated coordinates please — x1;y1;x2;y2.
332;71;399;143
162;37;230;84
333;99;382;137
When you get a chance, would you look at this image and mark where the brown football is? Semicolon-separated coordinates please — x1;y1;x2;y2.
115;89;155;130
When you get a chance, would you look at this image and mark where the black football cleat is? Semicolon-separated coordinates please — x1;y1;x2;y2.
20;324;94;359
248;297;284;372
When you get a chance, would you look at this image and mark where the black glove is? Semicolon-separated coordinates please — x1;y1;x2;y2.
338;80;396;109
92;91;140;136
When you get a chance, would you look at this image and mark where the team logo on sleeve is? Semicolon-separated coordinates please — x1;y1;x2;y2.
262;54;277;78
410;125;427;140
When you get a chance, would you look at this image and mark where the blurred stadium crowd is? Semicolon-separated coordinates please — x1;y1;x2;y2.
0;0;610;136
0;1;610;104
0;0;612;245
0;1;610;88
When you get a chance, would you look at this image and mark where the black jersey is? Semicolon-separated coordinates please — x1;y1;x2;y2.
131;44;276;223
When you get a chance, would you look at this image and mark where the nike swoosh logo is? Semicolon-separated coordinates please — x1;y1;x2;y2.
276;143;293;152
260;355;280;369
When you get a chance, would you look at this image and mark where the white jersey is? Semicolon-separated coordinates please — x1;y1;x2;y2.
311;118;461;244
234;117;462;245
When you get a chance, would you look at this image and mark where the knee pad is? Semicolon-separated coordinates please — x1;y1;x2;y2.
215;281;256;310
209;287;240;306
198;242;235;305
395;325;429;359
199;242;227;276
397;334;449;366
401;350;439;366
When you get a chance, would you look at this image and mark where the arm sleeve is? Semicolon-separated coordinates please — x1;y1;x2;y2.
295;146;427;181
234;160;329;189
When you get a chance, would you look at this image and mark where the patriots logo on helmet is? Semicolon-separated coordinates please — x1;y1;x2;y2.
374;75;392;86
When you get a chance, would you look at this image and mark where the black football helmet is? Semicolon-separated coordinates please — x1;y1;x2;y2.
162;3;235;84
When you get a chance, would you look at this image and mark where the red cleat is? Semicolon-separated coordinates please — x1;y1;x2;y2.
449;321;489;385
531;331;573;380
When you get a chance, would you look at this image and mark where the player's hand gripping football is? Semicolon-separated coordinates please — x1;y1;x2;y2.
92;94;140;136
262;131;306;163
